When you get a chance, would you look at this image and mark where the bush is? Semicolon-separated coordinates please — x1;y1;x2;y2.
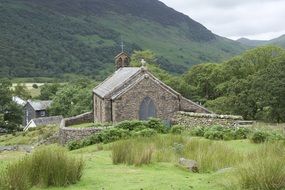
267;132;285;142
146;118;166;133
68;140;82;151
233;127;251;139
170;125;185;134
0;145;84;189
190;126;252;141
234;143;285;190
250;131;269;143
189;126;205;137
32;84;38;89
116;120;146;131
112;139;154;166
204;125;225;140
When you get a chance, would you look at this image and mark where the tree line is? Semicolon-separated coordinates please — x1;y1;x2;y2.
1;45;284;132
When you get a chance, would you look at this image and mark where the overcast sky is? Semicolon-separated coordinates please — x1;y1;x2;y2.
160;0;285;40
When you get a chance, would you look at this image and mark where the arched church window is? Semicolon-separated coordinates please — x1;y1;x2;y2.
139;97;157;120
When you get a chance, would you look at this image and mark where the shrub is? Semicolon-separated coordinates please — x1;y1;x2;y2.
234;143;285;190
170;125;185;134
146;118;166;133
32;84;38;89
116;120;146;131
189;126;205;137
250;131;269;143
68;140;82;151
0;145;84;189
204;125;225;140
267;132;285;141
233;127;251;139
191;126;252;141
112;139;154;166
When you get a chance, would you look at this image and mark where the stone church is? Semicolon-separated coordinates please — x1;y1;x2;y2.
93;52;210;123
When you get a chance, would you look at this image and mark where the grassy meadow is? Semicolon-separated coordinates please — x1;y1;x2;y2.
12;83;44;98
0;122;284;190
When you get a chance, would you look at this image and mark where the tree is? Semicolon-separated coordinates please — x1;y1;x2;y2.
39;83;61;100
13;83;31;100
48;80;93;117
252;55;285;122
0;79;23;131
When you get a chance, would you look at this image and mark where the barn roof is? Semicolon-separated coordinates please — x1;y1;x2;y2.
93;67;141;98
28;100;52;111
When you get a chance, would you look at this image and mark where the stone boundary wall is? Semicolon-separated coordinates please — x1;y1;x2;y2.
59;112;102;144
172;111;243;128
65;112;93;127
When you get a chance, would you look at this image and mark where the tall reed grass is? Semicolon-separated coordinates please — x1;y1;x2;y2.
0;145;84;190
182;138;243;172
112;139;154;166
234;142;285;190
112;135;242;172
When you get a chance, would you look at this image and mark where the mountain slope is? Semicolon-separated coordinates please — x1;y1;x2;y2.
237;35;285;48
0;0;246;79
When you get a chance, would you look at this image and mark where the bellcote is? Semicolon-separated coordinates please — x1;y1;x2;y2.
115;52;130;70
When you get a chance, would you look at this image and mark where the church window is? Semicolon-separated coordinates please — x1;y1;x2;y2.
139;97;157;120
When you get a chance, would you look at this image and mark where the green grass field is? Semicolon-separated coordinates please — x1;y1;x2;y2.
1;124;284;190
0;137;261;190
12;83;44;98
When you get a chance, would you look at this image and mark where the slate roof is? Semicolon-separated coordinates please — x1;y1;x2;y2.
12;96;26;106
93;67;141;98
28;100;52;111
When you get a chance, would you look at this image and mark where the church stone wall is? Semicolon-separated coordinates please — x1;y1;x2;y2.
172;111;243;128
112;76;180;122
94;95;112;123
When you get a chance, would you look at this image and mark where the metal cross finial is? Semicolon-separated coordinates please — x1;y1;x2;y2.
120;41;125;52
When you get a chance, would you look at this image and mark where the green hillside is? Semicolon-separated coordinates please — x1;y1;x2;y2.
237;35;285;48
0;0;246;79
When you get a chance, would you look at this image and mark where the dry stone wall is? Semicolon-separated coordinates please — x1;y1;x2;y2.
59;112;101;144
172;111;243;128
65;112;93;126
59;125;101;144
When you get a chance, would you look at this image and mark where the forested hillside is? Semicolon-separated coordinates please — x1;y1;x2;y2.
0;0;245;79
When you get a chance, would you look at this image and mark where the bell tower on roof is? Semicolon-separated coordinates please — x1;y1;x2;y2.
115;42;130;70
